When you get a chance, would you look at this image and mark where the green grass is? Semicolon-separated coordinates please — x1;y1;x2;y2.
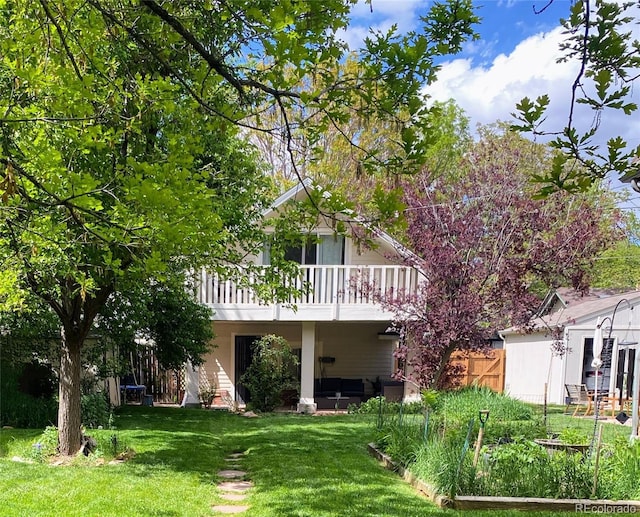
544;404;634;442
0;405;628;516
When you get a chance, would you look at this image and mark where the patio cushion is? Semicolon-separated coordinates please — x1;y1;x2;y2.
340;378;365;397
319;377;342;394
314;377;365;397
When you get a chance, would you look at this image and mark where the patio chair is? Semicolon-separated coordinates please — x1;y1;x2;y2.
564;384;592;417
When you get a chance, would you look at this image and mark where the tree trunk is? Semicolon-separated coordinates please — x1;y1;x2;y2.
57;329;83;456
431;344;457;389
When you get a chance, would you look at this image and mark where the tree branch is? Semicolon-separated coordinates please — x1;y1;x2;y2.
38;0;83;81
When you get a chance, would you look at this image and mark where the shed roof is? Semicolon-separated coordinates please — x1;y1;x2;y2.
503;288;640;334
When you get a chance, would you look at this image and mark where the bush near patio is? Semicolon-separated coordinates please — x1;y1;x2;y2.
370;386;640;500
239;334;299;412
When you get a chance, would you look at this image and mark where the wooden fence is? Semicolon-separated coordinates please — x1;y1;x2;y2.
450;349;505;392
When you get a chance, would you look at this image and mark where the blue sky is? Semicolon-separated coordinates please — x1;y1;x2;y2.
342;0;640;206
466;1;569;66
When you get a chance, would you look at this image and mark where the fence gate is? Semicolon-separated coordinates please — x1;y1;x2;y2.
129;347;183;404
450;349;505;392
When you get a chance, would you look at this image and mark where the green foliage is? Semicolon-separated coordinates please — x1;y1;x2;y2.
80;392;111;429
349;395;424;416
0;361;57;428
28;426;59;463
438;386;537;425
239;335;299;412
558;427;589;445
598;437;640;500
513;0;640;190
470;438;593;499
374;389;640;500
375;414;423;466
373;387;543;455
411;435;468;497
591;241;640;290
0;0;481;455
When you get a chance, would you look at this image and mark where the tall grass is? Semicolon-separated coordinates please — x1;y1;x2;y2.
373;386;640;500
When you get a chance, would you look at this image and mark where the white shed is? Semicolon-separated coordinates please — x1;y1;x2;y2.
502;288;640;406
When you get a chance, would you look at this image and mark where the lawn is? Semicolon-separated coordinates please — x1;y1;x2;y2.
0;404;629;516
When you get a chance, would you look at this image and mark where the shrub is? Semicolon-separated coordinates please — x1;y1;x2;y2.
81;392;111;429
0;361;57;428
240;335;299;412
28;426;59;463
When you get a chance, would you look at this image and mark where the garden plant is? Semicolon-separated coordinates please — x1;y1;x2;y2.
367;386;640;501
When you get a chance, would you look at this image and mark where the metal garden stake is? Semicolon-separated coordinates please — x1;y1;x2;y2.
473;410;490;467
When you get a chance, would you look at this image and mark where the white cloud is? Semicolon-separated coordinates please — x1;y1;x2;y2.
428;24;640;158
427;26;578;130
337;0;427;49
340;0;640;184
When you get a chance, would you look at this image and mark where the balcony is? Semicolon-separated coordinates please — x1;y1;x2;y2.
195;265;421;322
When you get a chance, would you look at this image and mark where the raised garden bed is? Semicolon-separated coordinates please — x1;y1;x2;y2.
368;443;640;512
533;438;590;455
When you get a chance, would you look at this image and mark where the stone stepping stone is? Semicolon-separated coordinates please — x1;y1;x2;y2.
228;452;245;459
211;505;250;514
219;493;248;502
217;481;253;493
218;469;246;479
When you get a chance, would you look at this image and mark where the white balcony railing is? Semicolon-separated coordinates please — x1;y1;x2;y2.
195;265;421;307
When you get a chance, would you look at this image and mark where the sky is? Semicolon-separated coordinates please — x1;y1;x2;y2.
341;0;640;207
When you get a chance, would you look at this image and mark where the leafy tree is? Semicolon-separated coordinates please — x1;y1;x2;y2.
239;335;299;412
591;210;640;289
88;279;214;377
513;0;640;192
378;128;622;389
0;1;479;454
251;57;473;221
1;280;214;396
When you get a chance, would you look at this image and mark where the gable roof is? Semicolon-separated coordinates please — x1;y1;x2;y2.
263;177;314;216
263;179;418;261
505;288;640;334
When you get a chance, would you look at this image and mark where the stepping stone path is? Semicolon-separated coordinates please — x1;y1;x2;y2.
212;451;253;515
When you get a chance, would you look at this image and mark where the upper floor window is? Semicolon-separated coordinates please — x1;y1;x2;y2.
264;234;345;265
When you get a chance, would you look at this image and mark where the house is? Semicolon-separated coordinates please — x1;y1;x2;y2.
185;180;422;412
501;288;640;406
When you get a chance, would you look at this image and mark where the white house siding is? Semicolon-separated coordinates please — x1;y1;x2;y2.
346;239;398;266
504;332;566;405
564;329;594;387
201;321;394;402
316;322;396;396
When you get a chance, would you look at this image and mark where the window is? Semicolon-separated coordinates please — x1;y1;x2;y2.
263;234;345;265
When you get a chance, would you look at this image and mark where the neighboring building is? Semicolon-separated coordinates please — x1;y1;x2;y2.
189;180;422;412
501;288;640;405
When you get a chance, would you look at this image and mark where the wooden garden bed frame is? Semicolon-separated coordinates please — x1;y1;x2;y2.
368;443;640;511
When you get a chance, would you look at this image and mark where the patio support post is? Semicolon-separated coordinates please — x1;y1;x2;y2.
297;321;317;413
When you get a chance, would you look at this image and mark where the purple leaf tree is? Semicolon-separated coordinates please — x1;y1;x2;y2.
379;129;622;389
